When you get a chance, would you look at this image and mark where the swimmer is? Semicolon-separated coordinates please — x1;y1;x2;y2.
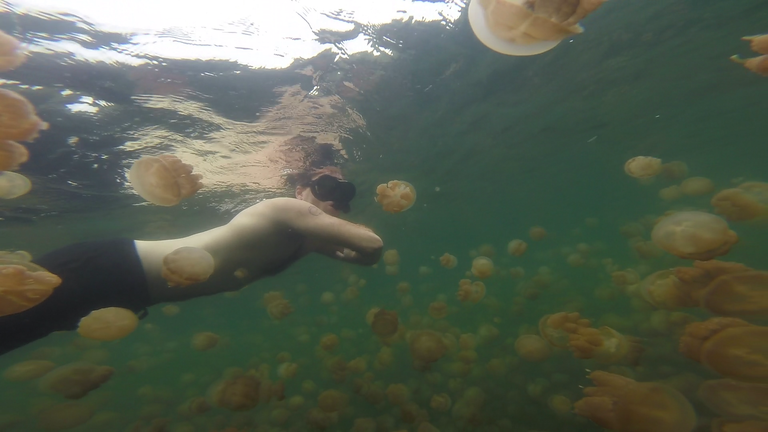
0;166;383;355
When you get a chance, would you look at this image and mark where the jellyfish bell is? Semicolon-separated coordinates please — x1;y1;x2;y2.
0;140;29;171
698;379;768;420
128;154;203;206
700;271;768;317
0;30;26;72
38;362;115;399
375;180;417;213
77;307;139;341
625;156;663;179
0;260;62;317
514;334;551;361
651;211;739;261
0;89;48;142
161;247;215;287
711;182;768;222
0;171;32;199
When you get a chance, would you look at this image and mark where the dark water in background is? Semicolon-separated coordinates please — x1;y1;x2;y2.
1;0;768;430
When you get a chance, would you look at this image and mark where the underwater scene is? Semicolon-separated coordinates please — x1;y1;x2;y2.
1;0;768;430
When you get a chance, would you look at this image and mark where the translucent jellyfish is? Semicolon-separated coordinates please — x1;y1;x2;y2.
191;332;220;351
0;89;48;142
529;226;548;241
408;330;449;370
318;389;349;412
507;239;528;256
470;256;494;279
509;266;525;278
38;362;115;399
711;182;768;221
77;307;138;341
456;279;486;303
0;30;25;72
659;185;684;202
574;371;697;432
680;176;715;196
371;309;399;338
428;301;449;319
128;154;203;206
611;269;639;287
700;271;768;317
624;156;662;179
467;0;607;56
161;246;215;287
731;54;768;76
661;161;689;180
0;140;28;171
0;260;61;316
0;171;32;199
319;333;340;352
538;312;588;349
698;379;768;420
569;326;644;365
430;393;452;412
638;269;698;310
680;317;768;382
0;250;31;261
263;291;293;320
385;383;410;406
514;335;551;362
161;304;180;316
548;395;573;415
2;360;55;382
375;180;417;213
208;374;282;411
439;253;457;269
37;402;94;431
383;249;400;266
651;211;739;261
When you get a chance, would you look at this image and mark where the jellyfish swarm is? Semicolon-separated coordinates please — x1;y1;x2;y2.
128;154;203;206
0;89;48;142
77;307;139;341
680;317;768;382
371;309;399;338
0;171;32;199
0;260;61;317
161;246;215;287
38;362;115;399
698;379;768;421
0;140;28;171
700;271;768;317
625;156;662;179
651;211;739;261
574;371;697;432
375;180;416;213
0;30;26;72
262;291;294;320
712;182;768;222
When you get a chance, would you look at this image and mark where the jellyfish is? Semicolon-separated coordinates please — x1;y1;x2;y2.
456;279;486;303
375;180;416;213
538;312;589;349
386;384;410;406
548;395;573;416
471;256;494;279
191;332;220;351
38;362;115;399
514;334;551;362
744;34;768;54
0;89;48;142
37;402;94;432
178;397;211;417
383;249;400;266
624;156;662;179
680;317;768;382
698;379;768;420
2;360;56;382
659;185;684;202
529;226;548;241
161;246;215;287
638;269;698;310
711;182;768;221
306;407;339;429
318;389;350;413
680;176;715;196
0;171;32;199
128;154;203;206
439;253;457;269
674;259;753;303
371;309;399;338
0;260;61;317
262;291;293;320
651;211;739;261
428;301;449;319
208;374;281;412
611;269;640;287
161;304;180;316
77;307;138;341
467;0;607;56
0;30;25;72
574;371;697;432
408;330;449;370
430;393;452;412
700;271;768;317
507;239;528;256
0;140;28;171
319;333;340;352
569;325;644;364
731;54;768;76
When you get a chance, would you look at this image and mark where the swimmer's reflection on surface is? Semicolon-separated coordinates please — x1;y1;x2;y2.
0;166;384;356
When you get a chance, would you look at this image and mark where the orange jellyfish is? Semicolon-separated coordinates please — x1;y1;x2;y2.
0;30;26;72
700;271;768;317
574;371;697;432
208;374;282;411
659;185;684;202
161;304;180;316
191;332;220;351
661;161;689;180
744;34;768;54
2;360;56;382
711;182;768;222
0;89;48;142
529;226;548;241
507;239;528;256
430;393;452;412
680;317;768;382
128;154;203;206
514;335;551;362
0;140;28;171
385;383;410;406
456;279;486;303
538;312;590;349
624;156;662;178
318;389;350;413
569;325;644;365
319;333;340;352
77;307;138;341
427;301;448;319
638;269;698;310
38;362;115;399
680;176;715;196
470;256;494;279
408;330;449;370
0;260;61;316
375;180;416;213
731;54;768;76
0;171;32;199
698;379;768;421
161;246;215;287
262;291;293;320
651;211;739;261
439;253;457;269
371;309;399;338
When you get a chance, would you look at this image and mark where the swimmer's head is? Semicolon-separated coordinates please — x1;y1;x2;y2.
293;166;355;216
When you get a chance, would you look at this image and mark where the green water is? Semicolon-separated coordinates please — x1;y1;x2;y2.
1;0;768;430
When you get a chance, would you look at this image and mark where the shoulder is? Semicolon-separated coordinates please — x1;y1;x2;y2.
234;198;320;223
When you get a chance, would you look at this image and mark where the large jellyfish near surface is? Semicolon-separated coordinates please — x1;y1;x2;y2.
38;362;115;399
0;171;32;199
467;0;608;56
651;211;739;261
0;140;28;171
128;154;204;206
700;271;768;317
0;30;26;72
375;180;416;213
0;260;61;317
680;317;768;382
711;182;768;222
161;246;215;287
624;156;662;179
574;371;697;432
698;379;768;421
0;89;48;141
77;307;139;341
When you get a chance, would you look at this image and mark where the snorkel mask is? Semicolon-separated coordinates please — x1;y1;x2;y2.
309;174;356;213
